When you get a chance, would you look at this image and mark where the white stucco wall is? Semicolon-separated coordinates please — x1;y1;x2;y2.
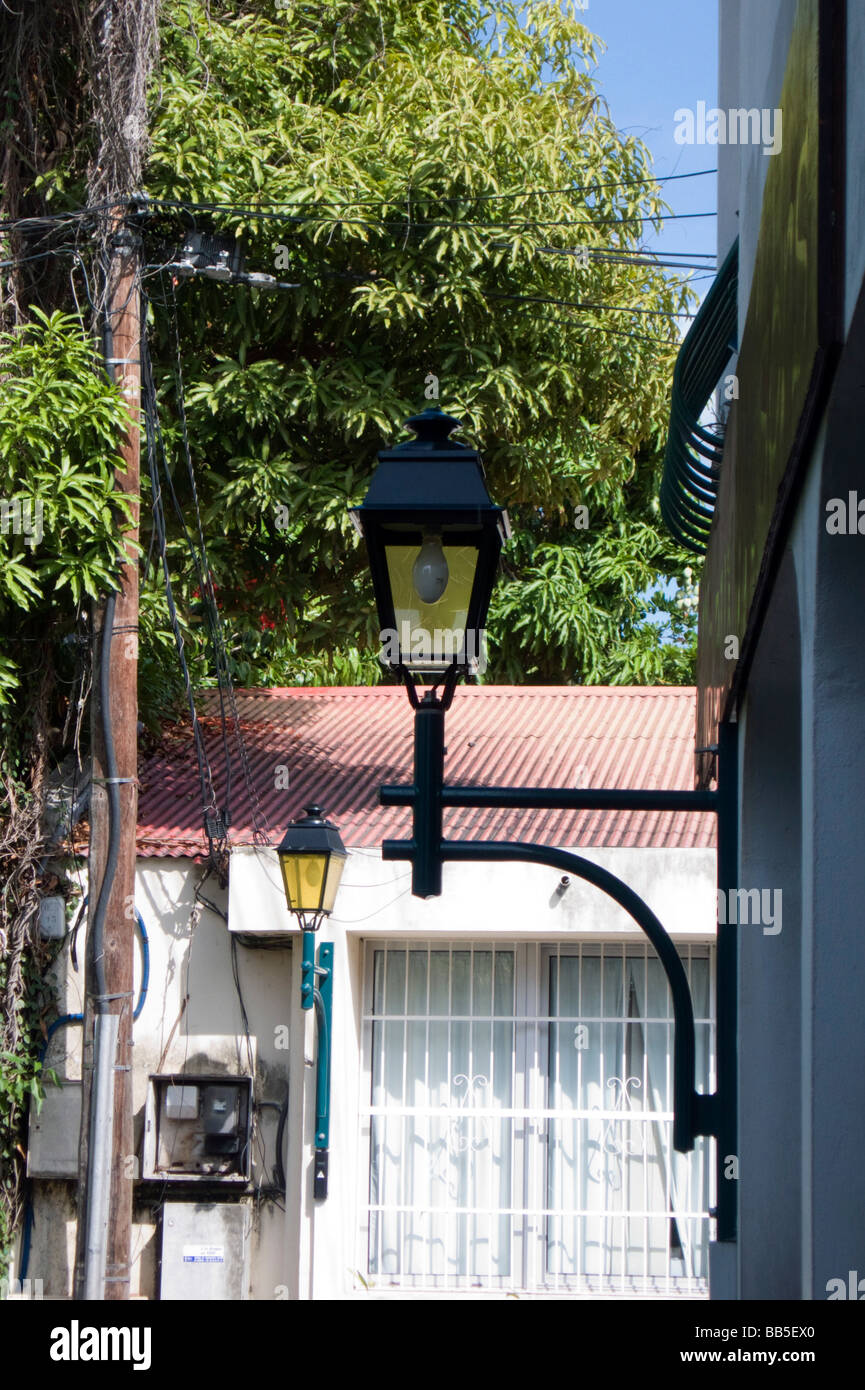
230;842;716;1300
22;841;716;1300
734;357;865;1299
26;860;291;1300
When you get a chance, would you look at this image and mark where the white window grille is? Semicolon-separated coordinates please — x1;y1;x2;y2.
359;940;714;1296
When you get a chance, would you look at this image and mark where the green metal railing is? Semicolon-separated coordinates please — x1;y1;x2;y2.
661;238;739;553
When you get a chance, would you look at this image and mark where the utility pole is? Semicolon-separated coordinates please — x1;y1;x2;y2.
101;221;141;1300
75;217;141;1301
72;0;155;1301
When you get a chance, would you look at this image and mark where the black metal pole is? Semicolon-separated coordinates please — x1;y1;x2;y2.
382;784;718;813
443;839;704;1153
410;694;446;898
380;697;724;1154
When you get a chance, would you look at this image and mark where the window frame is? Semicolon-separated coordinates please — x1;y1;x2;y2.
356;938;715;1297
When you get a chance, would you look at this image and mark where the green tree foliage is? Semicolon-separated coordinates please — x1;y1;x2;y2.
0;0;701;1282
140;0;699;697
0;310;131;721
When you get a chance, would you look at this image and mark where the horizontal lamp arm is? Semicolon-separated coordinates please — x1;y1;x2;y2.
381;783;719;812
382;833;711;1154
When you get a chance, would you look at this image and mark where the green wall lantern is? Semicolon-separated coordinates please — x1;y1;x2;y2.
277;805;347;929
276;805;346;1200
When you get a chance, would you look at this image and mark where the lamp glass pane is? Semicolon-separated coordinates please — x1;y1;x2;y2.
280;852;327;913
384;544;478;666
321;851;348;913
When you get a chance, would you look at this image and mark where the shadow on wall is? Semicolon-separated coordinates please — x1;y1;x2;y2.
133;858;292;1175
739;544;802;1301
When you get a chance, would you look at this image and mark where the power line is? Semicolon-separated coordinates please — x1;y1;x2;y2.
0;169;718;236
0;200;121;234
166;278;271;844
490;297;681;347
551;317;679;347
4;249;703;329
591;247;717;259
6;196;715;235
483;288;698;319
0;247;77;271
5;199;702;349
143;166;718;212
0;242;716;281
537;249;717;271
2;204;719;275
142;197;717;232
156;252;698;327
1;239;704;336
420;166;718;202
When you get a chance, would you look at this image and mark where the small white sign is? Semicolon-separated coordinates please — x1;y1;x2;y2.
182;1244;225;1264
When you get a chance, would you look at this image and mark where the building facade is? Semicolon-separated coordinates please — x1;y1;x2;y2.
663;0;865;1300
21;687;717;1300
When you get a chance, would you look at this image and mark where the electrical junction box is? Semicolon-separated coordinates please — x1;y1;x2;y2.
142;1074;252;1184
165;1084;199;1121
227;844;297;939
159;1201;251;1301
27;1081;82;1179
172;231;244;282
38;895;66;940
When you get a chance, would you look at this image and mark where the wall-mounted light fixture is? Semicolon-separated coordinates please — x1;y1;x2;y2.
350;407;510;686
351;411;739;1243
276;806;346;1198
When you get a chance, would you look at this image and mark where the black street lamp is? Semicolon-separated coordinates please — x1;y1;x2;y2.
352;409;740;1246
350;407;510;686
277;806;347;1198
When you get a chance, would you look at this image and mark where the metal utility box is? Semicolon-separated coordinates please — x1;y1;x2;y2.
165;1084;199;1121
27;1081;82;1179
142;1075;252;1183
38;895;66;940
159;1201;251;1300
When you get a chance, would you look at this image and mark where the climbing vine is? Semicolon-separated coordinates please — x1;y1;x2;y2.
0;669;61;1282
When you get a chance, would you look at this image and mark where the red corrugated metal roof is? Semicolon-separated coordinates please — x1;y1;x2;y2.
137;686;714;857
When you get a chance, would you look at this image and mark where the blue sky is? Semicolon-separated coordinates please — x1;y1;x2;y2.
573;3;719;625
584;0;719;295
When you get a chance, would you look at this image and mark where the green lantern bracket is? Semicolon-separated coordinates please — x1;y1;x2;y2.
301;934;333;1201
378;686;739;1242
278;807;346;1202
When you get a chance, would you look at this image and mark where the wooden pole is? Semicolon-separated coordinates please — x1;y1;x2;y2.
103;226;140;1300
78;221;140;1300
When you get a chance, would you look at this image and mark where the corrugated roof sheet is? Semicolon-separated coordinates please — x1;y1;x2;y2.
137;686;714;857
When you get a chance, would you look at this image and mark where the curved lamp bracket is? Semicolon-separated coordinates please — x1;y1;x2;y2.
378;698;737;1218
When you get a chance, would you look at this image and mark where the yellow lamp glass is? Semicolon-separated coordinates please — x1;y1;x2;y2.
321;852;347;913
279;852;328;914
385;543;478;667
